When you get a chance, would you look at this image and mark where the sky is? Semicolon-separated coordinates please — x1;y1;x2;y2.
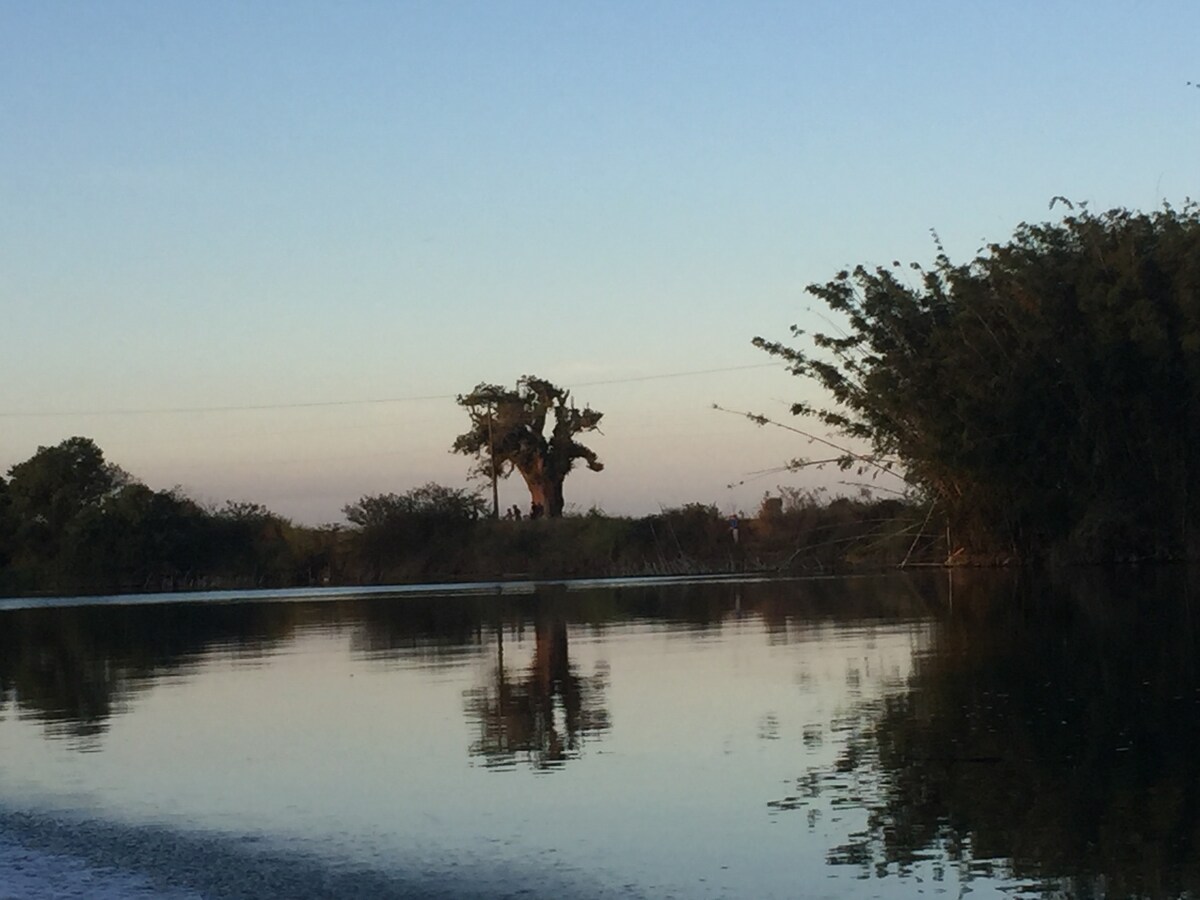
2;1;1198;524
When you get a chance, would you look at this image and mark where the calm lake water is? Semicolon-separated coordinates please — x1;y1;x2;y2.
1;570;1198;898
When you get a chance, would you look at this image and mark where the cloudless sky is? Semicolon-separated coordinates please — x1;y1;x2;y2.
3;1;1198;523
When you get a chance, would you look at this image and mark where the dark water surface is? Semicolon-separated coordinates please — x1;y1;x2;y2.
1;571;1198;898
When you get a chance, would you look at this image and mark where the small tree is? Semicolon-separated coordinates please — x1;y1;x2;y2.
453;376;604;518
343;482;486;579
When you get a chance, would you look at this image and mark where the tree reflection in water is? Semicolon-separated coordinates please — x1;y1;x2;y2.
463;614;610;770
794;568;1200;899
0;577;939;753
0;603;302;748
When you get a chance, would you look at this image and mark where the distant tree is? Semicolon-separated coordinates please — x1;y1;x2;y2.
65;483;211;589
197;500;284;585
1;437;317;591
217;500;275;522
343;483;487;579
343;483;486;529
5;436;130;570
6;437;127;521
453;376;604;518
755;203;1200;562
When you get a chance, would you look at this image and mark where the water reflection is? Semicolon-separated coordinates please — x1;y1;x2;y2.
9;571;1200;894
800;568;1200;899
20;573;1183;896
0;603;302;747
464;615;610;770
0;576;938;751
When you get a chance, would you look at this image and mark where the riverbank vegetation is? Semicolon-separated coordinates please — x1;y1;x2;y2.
6;204;1195;591
0;437;923;596
756;202;1200;564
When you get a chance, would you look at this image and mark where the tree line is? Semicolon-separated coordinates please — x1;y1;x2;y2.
0;576;938;750
0;436;341;594
0;435;915;596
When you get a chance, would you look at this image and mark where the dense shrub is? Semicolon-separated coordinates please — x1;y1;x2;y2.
756;203;1200;562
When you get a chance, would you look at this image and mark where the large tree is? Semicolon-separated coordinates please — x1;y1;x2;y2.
755;202;1200;562
1;437;316;591
5;436;130;567
453;376;603;518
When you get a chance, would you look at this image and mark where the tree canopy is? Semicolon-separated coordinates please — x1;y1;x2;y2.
452;376;604;518
755;203;1200;562
342;483;487;580
0;436;328;592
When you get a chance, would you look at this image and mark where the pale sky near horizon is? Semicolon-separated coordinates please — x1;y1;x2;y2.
3;2;1198;524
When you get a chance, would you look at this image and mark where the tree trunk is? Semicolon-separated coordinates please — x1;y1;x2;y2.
542;478;565;517
519;466;566;517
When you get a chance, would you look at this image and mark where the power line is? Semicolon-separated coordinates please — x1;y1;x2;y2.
0;393;454;419
570;363;779;388
0;363;783;419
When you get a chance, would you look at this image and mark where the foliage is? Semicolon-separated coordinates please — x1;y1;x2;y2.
0;475;12;573
0;437;915;596
644;503;728;560
755;203;1200;561
65;484;209;587
342;483;487;580
752;489;921;570
1;437;318;592
205;500;297;585
5;436;129;568
453;375;603;518
343;483;486;528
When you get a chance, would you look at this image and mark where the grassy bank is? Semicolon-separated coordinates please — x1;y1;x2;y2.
331;497;927;586
0;496;930;597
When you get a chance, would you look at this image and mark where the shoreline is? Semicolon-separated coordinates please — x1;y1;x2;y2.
0;569;850;611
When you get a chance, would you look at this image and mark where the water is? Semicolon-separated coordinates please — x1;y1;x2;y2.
0;570;1197;898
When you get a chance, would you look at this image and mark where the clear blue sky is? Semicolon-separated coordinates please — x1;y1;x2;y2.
2;1;1198;523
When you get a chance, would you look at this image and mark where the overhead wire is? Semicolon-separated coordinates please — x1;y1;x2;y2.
0;363;783;419
1;362;817;506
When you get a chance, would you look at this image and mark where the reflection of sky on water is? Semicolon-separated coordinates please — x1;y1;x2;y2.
17;571;1196;898
0;577;940;898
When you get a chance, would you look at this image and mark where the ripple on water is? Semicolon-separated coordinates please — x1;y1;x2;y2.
0;809;647;900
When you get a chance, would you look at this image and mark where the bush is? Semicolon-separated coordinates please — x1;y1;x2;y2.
756;203;1200;562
